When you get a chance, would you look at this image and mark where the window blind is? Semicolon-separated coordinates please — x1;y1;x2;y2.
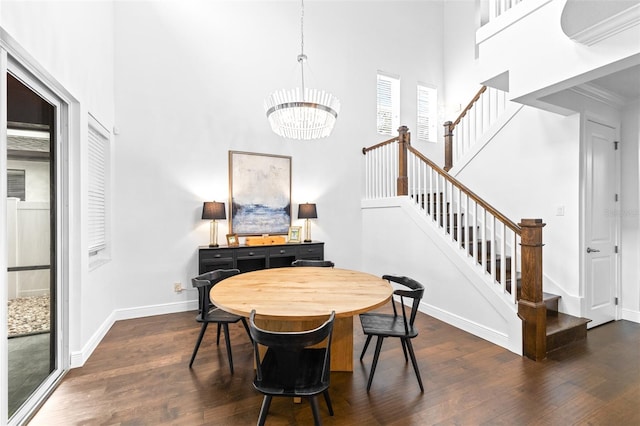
377;73;400;136
7;169;26;201
88;124;108;254
417;84;437;141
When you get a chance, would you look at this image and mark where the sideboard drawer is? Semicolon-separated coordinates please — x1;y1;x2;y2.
297;244;324;259
236;247;267;259
199;248;235;274
269;245;298;258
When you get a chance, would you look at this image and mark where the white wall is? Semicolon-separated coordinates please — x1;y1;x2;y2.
1;0;115;363
621;100;640;322
362;198;522;354
443;0;482;123
477;0;640;110
455;106;582;314
111;1;445;311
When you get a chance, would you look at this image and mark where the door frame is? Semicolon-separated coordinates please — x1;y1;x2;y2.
579;112;621;326
1;30;74;425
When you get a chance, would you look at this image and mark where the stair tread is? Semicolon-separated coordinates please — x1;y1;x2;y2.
546;312;591;336
543;292;560;302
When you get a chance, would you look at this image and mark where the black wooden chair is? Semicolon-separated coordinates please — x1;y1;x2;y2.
189;269;251;373
291;259;335;267
249;309;335;426
359;274;425;392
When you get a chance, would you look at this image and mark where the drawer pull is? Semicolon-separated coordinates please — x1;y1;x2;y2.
279;250;285;254
249;252;254;256
214;254;221;258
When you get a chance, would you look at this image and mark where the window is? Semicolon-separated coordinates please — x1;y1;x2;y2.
88;115;110;264
417;83;437;142
377;72;400;136
7;169;26;201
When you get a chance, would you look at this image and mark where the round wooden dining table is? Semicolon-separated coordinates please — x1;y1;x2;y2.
210;267;393;371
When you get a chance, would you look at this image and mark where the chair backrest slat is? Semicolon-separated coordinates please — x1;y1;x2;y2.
250;310;335;385
382;274;425;331
191;269;240;314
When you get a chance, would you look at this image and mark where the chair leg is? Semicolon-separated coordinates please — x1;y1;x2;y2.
216;323;221;345
323;390;334;416
400;338;408;362
189;323;208;368
241;317;252;342
222;323;234;374
405;338;424;392
257;395;272;426
309;396;322;426
366;336;385;392
360;335;372;361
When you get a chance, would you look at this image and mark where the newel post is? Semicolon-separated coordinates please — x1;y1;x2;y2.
444;121;453;172
397;126;410;196
518;218;547;361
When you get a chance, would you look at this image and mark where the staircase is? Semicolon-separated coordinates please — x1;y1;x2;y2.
363;115;590;360
544;293;590;353
423;186;591;357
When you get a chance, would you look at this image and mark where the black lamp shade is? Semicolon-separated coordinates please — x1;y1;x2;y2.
298;203;318;219
202;201;226;220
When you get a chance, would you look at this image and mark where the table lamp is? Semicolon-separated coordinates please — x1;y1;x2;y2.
298;203;317;243
202;201;226;247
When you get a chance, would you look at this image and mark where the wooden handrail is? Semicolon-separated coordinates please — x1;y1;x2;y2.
362;135;399;154
448;85;487;131
444;86;487;171
407;145;521;234
362;126;546;361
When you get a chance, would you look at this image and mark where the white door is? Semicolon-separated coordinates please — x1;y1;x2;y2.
584;119;618;328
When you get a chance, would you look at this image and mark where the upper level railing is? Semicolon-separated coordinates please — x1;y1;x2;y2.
363;126;548;360
444;86;507;171
482;0;526;25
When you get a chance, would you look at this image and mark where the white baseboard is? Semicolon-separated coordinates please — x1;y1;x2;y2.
70;299;198;368
622;308;640;323
418;301;521;355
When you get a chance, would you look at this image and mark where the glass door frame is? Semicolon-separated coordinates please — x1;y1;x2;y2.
1;40;71;425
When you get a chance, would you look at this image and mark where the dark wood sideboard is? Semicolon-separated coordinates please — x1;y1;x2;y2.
198;241;324;274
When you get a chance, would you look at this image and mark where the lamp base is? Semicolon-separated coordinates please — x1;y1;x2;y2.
304;239;312;243
209;243;219;248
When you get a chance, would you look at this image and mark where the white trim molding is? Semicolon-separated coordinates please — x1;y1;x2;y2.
564;2;640;46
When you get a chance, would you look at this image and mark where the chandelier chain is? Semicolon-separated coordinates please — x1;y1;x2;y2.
300;0;306;100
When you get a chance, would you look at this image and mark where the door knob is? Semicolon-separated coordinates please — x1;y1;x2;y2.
586;247;600;253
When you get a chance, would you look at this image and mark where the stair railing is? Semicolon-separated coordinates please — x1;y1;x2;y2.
363;126;547;360
482;0;526;25
444;86;507;171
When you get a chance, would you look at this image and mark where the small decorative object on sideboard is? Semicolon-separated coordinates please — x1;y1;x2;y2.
246;235;287;246
298;203;317;242
202;201;226;247
288;226;302;243
226;233;239;247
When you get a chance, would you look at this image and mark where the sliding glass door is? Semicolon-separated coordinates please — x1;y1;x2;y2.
3;57;67;425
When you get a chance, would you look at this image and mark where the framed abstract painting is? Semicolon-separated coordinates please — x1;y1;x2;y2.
228;151;292;235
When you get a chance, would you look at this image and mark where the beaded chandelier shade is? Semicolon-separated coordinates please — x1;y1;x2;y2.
264;0;340;140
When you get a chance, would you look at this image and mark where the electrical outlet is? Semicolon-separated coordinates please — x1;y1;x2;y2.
174;283;183;293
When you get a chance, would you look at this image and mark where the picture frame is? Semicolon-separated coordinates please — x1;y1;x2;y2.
288;226;302;243
229;151;292;236
226;233;239;247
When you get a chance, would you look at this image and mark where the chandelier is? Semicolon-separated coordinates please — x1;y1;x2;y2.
264;0;340;140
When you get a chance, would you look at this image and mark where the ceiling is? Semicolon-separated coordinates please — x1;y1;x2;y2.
589;64;640;102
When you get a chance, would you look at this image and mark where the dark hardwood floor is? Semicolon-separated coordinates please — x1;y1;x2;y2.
28;308;640;425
